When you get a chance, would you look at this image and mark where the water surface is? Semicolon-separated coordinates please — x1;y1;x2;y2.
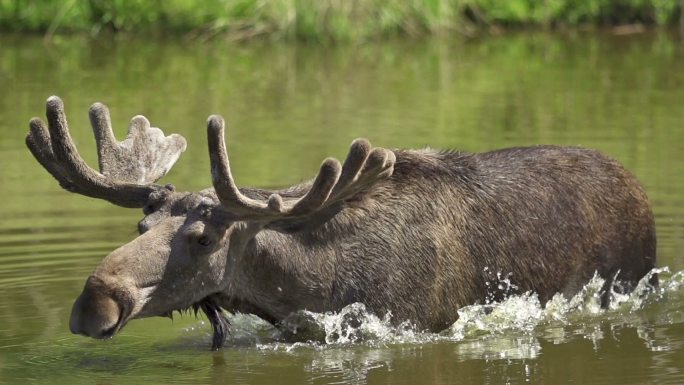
0;31;683;384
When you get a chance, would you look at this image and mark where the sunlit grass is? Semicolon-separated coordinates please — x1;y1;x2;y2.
0;0;681;41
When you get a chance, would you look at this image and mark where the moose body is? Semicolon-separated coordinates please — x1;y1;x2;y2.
220;147;656;332
27;97;656;349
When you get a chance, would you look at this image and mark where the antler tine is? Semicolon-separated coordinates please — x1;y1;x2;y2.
44;96;113;192
26;117;68;188
207;115;278;216
89;102;117;171
321;142;395;205
361;147;396;178
331;138;371;197
286;158;342;215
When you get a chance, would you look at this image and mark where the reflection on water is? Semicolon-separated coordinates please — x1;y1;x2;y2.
0;31;683;384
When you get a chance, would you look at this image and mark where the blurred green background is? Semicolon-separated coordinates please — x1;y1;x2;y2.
1;0;682;41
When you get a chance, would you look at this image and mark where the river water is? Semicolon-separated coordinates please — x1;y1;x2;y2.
0;31;683;384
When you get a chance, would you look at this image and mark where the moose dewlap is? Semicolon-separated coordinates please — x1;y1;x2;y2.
26;96;656;349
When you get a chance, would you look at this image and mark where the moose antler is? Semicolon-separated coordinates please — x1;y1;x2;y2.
26;96;187;208
207;115;395;221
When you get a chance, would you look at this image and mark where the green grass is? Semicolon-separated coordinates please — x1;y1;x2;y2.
0;0;681;41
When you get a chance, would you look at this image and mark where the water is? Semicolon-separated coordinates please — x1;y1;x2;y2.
1;31;683;384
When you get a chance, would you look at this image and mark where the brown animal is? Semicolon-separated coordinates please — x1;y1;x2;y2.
26;96;656;349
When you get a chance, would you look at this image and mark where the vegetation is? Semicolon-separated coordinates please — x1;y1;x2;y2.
0;0;681;41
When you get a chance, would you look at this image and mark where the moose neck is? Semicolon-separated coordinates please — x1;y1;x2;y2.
221;223;337;320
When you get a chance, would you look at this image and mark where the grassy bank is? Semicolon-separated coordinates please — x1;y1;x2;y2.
1;0;682;41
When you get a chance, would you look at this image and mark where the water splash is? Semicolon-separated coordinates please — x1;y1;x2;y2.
206;268;684;354
277;303;427;345
483;266;520;304
447;292;544;340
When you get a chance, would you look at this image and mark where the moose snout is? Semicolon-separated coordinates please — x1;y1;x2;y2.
69;276;126;339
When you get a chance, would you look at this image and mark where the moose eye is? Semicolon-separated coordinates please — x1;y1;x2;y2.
143;204;156;215
197;236;212;247
137;220;149;235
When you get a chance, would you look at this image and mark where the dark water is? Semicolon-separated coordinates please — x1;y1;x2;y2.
0;31;683;384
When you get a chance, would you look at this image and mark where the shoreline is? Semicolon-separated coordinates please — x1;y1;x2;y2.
1;1;681;43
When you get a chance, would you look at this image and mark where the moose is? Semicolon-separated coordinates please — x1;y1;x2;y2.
26;96;656;349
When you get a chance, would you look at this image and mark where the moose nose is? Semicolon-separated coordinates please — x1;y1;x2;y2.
69;276;122;339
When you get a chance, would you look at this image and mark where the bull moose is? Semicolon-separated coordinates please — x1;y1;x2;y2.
26;96;656;349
